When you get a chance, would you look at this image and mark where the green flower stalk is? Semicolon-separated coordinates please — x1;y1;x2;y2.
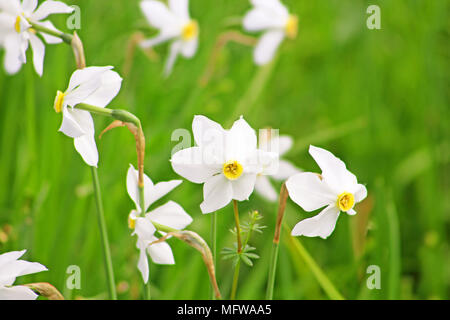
266;183;289;300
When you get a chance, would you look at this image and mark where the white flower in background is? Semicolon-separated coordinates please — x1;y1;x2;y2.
0;250;47;300
286;145;367;239
0;0;74;76
171;115;276;213
53;66;122;167
127;164;192;283
243;0;298;65
139;0;199;76
255;131;301;201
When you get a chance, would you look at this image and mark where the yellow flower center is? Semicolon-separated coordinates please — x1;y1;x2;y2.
182;20;199;41
337;192;355;212
15;16;22;33
53;90;65;113
223;160;243;180
128;216;136;229
285;15;298;39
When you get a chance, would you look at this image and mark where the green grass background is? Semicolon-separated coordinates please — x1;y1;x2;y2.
0;0;448;300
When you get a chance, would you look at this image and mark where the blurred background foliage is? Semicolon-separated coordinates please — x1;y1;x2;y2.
0;0;448;299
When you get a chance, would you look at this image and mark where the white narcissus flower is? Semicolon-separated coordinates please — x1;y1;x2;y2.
171;115;276;213
243;0;298;65
0;250;47;300
53;66;123;167
126;164;193;283
0;0;74;76
139;0;199;76
255;132;301;201
286;145;367;239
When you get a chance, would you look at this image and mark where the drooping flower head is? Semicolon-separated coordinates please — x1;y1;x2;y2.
53;66;123;167
243;0;298;65
286;145;367;239
139;0;199;76
171;115;277;213
255;130;301;201
0;250;47;300
0;0;74;76
126;165;192;283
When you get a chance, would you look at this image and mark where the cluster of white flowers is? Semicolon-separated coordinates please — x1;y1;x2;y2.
138;0;297;75
0;0;73;76
0;0;369;300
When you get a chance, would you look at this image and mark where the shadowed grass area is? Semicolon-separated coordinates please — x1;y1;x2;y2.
0;0;448;299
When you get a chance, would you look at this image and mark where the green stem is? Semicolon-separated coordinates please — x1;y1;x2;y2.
74;103;142;128
230;200;241;300
266;242;279;300
266;183;289;300
233;200;242;253
210;213;217;300
230;259;241;300
91;167;117;300
29;20;73;44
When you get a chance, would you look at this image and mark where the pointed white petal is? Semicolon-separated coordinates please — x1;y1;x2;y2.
272;159;302;181
137;245;149;283
81;70;122;108
171;147;221;183
3;34;24;75
250;0;289;17
135;217;157;240
0;250;26;269
29;33;45;76
67;66;112;91
126;164;154;212
192;115;226;148
180;37;197;58
200;174;233;213
74;133;99;167
0;0;21;14
253;30;284;65
147;237;175;265
164;40;181;76
291;205;340;239
59;106;88;138
169;0;190;20
309;145;358;192
286;172;336;212
254;175;278;202
347;208;356;216
32;1;74;21
354;184;367;203
278;135;293;156
22;0;38;14
147;201;192;230
140;0;178;30
140;33;173;48
147;180;182;207
0;286;38;300
231;173;256;201
243;8;284;31
225;116;257;162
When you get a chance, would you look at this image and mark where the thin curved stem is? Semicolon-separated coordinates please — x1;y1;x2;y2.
210;213;217;300
91;167;117;300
